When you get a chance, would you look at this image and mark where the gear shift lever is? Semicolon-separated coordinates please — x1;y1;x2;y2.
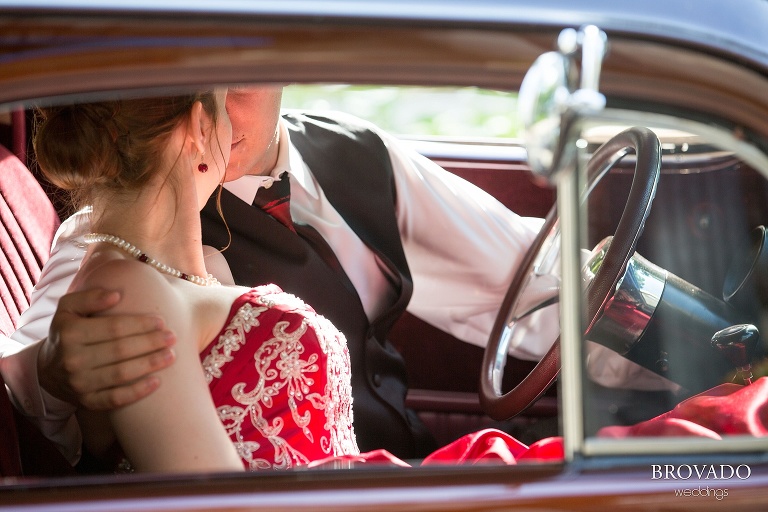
711;324;759;385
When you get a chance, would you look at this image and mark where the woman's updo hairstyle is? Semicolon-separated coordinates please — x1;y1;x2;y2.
34;91;217;209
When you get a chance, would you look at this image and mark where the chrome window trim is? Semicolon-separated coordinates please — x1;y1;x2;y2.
584;436;768;457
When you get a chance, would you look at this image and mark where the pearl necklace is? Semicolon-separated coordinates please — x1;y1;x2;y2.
84;233;220;287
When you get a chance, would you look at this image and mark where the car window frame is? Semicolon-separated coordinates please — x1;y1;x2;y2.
2;5;768;505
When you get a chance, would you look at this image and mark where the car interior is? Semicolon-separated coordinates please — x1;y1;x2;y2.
4;88;768;479
0;97;562;476
2;21;768;485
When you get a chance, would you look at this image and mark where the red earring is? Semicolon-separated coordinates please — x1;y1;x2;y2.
197;149;208;173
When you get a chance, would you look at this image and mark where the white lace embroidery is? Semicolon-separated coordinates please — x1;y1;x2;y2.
202;288;359;470
203;302;269;383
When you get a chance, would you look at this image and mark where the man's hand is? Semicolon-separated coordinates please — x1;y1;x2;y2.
38;288;176;410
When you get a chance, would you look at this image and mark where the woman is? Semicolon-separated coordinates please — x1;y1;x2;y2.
34;90;358;472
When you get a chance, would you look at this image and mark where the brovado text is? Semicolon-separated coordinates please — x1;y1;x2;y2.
652;465;751;480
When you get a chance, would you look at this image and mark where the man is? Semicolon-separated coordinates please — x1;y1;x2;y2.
5;85;554;464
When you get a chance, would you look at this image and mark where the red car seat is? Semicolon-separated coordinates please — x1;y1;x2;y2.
0;142;74;476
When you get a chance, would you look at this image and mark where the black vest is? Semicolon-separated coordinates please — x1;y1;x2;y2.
201;113;435;458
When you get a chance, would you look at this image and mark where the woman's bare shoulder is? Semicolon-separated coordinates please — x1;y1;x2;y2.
74;248;180;316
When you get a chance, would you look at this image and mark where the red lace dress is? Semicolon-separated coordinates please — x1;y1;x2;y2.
198;285;565;471
158;280;767;470
200;284;359;470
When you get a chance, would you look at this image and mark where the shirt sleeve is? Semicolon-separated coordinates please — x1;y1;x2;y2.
0;338;81;464
381;132;678;391
1;209;90;465
381;131;560;360
11;210;89;347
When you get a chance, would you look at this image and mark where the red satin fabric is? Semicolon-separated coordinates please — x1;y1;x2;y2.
407;377;768;464
308;430;565;468
317;376;768;468
598;377;768;439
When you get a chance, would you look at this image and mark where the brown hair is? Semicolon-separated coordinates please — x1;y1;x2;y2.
34;92;217;209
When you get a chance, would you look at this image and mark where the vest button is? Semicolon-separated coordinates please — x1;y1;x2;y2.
372;373;382;387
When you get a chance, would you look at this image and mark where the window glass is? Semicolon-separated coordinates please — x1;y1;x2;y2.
577;116;768;455
282;84;520;139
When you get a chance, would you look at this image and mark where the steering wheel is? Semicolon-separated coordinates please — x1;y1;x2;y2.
480;127;661;420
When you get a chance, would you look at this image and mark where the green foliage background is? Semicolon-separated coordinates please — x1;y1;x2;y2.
282;85;520;139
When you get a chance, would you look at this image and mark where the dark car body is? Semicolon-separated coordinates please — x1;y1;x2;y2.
1;1;768;510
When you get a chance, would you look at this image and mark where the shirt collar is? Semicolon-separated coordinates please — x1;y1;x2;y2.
222;117;320;204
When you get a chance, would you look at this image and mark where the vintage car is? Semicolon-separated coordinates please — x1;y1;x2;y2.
1;0;768;510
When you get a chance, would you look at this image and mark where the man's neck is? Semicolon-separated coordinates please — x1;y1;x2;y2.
248;122;282;177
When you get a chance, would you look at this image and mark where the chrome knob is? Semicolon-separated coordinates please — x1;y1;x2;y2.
711;324;759;385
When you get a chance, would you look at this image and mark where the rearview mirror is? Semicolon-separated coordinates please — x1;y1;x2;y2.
518;25;608;183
